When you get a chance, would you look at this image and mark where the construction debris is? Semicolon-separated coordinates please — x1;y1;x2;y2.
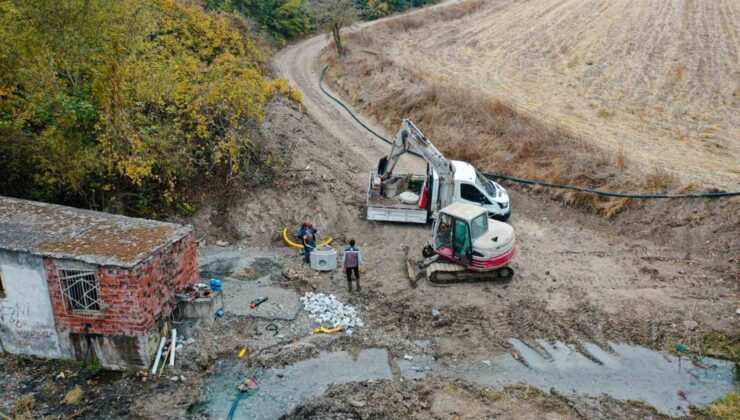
300;292;364;329
237;378;258;393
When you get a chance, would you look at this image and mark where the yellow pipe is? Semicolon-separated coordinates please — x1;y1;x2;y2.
282;227;332;249
313;326;342;334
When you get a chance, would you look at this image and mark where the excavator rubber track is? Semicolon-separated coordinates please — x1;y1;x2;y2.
425;262;514;284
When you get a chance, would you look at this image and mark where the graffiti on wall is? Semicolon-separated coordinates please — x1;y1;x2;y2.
0;255;62;356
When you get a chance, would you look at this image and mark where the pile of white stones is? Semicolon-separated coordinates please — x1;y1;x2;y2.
300;292;364;330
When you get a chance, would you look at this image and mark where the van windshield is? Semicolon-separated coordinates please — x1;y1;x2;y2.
474;169;496;197
470;213;488;239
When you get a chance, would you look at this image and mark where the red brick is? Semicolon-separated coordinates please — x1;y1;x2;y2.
45;234;198;337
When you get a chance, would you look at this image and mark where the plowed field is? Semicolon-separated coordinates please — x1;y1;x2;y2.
372;0;740;187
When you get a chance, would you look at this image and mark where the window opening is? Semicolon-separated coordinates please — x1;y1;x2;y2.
58;269;101;315
460;184;490;204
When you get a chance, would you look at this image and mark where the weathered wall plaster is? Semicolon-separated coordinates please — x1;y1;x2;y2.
0;251;63;358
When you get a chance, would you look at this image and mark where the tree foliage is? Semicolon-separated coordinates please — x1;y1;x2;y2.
210;0;312;41
309;0;359;57
0;0;298;215
358;0;437;18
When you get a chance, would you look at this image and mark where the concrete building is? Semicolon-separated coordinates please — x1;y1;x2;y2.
0;196;198;369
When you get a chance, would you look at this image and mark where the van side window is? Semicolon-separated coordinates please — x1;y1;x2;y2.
460;184;490;204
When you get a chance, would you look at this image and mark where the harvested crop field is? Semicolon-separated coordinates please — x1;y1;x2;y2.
349;0;740;189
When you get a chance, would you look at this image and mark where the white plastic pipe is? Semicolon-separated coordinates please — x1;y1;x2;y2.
151;336;166;374
170;328;177;367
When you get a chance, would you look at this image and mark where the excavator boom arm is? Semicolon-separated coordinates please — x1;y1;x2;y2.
382;119;456;209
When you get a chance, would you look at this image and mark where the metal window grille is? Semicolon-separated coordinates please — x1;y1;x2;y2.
58;269;101;315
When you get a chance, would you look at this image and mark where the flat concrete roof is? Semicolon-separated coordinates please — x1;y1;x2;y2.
0;196;192;267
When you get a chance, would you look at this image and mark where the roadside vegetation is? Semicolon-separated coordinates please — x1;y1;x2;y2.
0;0;300;216
0;0;443;217
206;1;439;43
708;392;740;420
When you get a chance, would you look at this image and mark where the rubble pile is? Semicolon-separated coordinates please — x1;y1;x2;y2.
301;292;364;330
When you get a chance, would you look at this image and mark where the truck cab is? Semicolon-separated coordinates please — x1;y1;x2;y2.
449;161;510;221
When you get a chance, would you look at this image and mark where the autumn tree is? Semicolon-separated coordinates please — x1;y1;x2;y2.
230;0;311;40
310;0;358;57
0;0;299;215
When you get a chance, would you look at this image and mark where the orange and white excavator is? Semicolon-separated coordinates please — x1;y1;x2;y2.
380;120;516;283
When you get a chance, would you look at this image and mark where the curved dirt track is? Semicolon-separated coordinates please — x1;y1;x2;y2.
359;0;740;189
271;1;736;350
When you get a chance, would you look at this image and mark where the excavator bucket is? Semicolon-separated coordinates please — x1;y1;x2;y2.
403;246;423;288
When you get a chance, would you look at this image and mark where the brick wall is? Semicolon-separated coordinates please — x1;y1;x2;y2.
46;233;199;336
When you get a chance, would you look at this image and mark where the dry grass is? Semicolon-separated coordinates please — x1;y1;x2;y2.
357;0;740;189
13;394;36;418
675;182;699;193
643;168;679;194
374;0;485;34
323;39;692;215
708;392;740;420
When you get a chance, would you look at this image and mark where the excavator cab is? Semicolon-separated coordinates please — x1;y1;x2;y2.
430;202;516;276
433;207;477;266
451;216;473;265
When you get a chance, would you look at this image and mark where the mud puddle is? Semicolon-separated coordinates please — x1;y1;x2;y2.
199;248;283;281
200;349;392;419
199;340;734;418
399;339;736;416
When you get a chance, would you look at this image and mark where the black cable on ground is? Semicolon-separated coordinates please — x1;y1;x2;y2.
480;173;740;199
319;65;740;199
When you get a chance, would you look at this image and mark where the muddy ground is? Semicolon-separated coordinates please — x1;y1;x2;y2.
2;3;738;417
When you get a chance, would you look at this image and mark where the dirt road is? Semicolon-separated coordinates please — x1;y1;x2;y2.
356;0;740;189
271;0;736;353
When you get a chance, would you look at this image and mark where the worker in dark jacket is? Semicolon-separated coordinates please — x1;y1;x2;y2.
299;222;318;264
302;233;316;264
342;239;363;292
298;221;318;242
